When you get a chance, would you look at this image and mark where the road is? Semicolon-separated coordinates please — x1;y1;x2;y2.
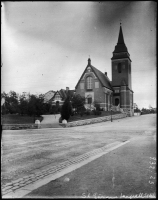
1;114;156;198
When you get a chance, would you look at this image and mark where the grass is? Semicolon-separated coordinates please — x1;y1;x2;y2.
68;111;121;122
1;114;43;125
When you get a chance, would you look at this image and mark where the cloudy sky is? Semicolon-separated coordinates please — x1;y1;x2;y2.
1;1;156;109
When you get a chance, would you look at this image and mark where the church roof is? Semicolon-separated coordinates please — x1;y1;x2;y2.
91;66;113;90
75;59;113;91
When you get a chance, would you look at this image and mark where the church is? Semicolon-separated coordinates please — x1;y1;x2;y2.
75;24;134;116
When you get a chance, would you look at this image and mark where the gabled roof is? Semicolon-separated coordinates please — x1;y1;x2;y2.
91;66;113;90
75;59;113;91
44;90;55;95
48;89;75;103
48;90;61;102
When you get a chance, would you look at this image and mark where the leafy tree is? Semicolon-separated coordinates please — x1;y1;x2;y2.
27;94;37;116
19;92;29;115
71;94;85;113
1;91;19;114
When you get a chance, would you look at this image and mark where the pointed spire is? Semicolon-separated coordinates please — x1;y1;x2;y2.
117;23;125;44
111;23;131;61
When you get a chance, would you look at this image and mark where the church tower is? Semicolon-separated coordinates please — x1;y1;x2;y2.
111;24;134;116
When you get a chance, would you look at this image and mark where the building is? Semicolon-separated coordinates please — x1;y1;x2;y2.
133;103;138;110
44;87;75;106
75;24;134;116
44;90;55;103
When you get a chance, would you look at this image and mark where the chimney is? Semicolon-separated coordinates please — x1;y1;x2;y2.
105;72;107;76
66;87;69;91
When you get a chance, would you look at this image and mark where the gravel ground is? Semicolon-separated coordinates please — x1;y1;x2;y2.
25;135;156;198
1;114;156;195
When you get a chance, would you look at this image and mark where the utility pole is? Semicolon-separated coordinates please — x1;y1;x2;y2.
111;106;113;122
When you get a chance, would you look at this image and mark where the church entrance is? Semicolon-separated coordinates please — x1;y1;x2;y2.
115;98;119;106
88;97;92;104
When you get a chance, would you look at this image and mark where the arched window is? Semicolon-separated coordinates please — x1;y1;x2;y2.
118;63;122;73
86;76;92;89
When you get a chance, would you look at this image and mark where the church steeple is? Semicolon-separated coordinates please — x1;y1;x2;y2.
117;24;125;44
111;23;131;61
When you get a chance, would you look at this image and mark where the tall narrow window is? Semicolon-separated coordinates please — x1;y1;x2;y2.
129;64;131;74
118;63;122;73
87;76;92;89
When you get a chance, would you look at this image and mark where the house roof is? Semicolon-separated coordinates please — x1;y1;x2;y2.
48;89;75;103
44;90;55;95
75;59;113;91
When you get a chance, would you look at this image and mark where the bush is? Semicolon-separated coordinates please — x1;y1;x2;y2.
85;110;91;115
80;111;84;117
61;97;72;121
93;110;102;115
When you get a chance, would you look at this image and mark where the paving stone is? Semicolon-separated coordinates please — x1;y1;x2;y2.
12;186;20;190
3;182;12;187
25;180;32;185
23;178;30;181
19;183;27;187
2;189;13;195
12;179;21;183
13;183;20;186
18;180;26;183
2;185;13;191
23;175;30;179
29;174;36;177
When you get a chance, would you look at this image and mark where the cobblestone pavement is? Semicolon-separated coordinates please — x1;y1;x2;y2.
2;141;128;197
1;114;156;197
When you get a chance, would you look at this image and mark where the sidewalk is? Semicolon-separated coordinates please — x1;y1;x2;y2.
25;134;156;198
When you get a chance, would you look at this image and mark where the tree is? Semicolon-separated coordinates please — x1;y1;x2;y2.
71;94;85;113
19;92;29;115
27;94;37;116
61;96;72;121
1;91;20;114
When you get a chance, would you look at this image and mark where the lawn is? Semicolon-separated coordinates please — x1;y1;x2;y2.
1;114;43;125
68;111;121;122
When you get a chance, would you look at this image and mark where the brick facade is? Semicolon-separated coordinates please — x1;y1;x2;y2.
75;25;134;115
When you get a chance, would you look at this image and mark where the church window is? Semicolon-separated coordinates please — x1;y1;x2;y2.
80;83;84;89
118;63;122;73
115;90;119;93
87;76;92;90
129;64;131;74
95;81;99;88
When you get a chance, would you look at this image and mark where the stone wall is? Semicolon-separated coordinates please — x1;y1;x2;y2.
60;113;127;128
2;124;39;130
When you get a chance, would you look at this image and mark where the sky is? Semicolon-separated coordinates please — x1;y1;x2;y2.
1;1;157;109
